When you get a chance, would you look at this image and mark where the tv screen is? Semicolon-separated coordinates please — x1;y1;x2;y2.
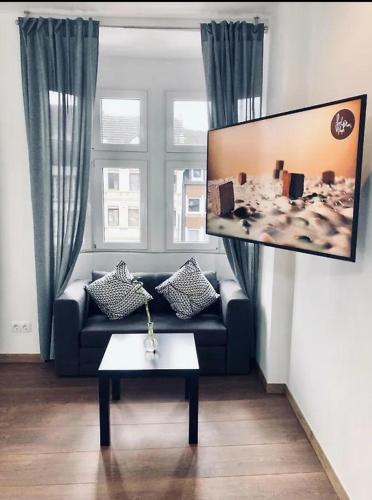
206;95;366;261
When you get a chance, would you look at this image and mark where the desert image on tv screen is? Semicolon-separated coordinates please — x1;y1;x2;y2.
207;97;364;260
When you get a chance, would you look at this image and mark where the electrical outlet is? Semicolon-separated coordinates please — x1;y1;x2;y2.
11;322;32;333
21;322;32;333
11;322;21;333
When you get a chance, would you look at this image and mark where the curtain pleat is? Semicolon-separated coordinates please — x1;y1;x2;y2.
19;17;99;360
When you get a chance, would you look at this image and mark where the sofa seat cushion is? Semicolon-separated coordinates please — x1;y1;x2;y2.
81;312;227;348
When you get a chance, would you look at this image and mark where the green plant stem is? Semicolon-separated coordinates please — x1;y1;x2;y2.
132;280;153;331
144;301;152;326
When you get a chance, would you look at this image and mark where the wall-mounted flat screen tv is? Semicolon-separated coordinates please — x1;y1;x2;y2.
206;95;367;261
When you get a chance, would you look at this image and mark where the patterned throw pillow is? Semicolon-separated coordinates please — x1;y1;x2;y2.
85;261;152;320
155;257;219;319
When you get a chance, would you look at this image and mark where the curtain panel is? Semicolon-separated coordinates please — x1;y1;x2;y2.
201;21;264;354
19;17;99;360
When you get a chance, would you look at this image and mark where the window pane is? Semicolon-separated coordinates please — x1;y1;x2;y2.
172;168;208;243
108;172;119;190
237;97;262;122
188;198;201;213
186;229;200;242
173;101;208;146
129;171;140;192
103;167;141;242
191;169;202;180
108;208;119;226
128;207;139;227
100;98;141;145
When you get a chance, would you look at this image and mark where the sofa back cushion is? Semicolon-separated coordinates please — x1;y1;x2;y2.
89;270;220;316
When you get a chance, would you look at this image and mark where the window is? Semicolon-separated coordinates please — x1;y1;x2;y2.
190;169;203;181
165;93;217;250
49;91;75;142
101;98;140;145
166;91;208;152
92;160;148;249
173;101;208;146
186;228;201;243
187;197;202;214
107;172;119;190
88;29;268;254
237;97;262;123
129;171;140;192
128;207;139;227
93;90;147;152
166;161;218;250
107;207;119;226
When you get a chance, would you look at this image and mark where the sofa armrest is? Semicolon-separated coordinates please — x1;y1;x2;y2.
220;279;252;374
54;279;90;376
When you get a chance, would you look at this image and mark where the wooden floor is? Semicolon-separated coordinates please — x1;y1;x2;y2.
0;364;337;500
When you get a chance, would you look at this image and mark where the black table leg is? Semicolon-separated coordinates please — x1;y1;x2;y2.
99;375;110;446
184;377;189;400
188;374;199;445
112;377;121;401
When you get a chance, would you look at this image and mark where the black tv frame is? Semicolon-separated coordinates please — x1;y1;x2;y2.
206;94;367;262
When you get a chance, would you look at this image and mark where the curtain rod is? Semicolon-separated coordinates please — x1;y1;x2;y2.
100;24;269;33
15;13;269;32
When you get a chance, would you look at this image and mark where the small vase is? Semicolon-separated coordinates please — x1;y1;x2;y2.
144;322;158;352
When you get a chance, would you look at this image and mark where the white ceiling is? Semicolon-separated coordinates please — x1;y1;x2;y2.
100;27;202;60
0;2;277;19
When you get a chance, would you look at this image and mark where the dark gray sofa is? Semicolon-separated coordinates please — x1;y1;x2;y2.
54;271;252;376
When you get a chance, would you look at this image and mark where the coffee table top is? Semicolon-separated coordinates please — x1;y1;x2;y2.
99;333;199;374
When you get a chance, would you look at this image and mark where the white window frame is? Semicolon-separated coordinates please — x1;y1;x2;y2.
92;159;148;250
166;91;208;153
93;89;148;152
165;160;218;251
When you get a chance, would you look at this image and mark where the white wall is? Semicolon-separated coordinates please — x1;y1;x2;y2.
256;248;275;376
73;50;232;280
257;247;295;383
0;13;39;354
263;3;372;499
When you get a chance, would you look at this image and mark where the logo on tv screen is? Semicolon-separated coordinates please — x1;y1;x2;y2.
331;108;355;139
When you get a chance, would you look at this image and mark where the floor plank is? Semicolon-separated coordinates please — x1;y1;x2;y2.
0;473;338;500
1;442;322;486
0;363;337;499
0;365;280;402
0;398;294;428
0;417;305;454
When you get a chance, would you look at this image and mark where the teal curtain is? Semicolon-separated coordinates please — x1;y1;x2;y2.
201;20;264;346
19;17;99;360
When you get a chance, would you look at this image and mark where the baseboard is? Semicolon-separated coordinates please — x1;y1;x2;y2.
254;360;286;394
0;354;41;363
254;360;348;500
286;389;349;500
